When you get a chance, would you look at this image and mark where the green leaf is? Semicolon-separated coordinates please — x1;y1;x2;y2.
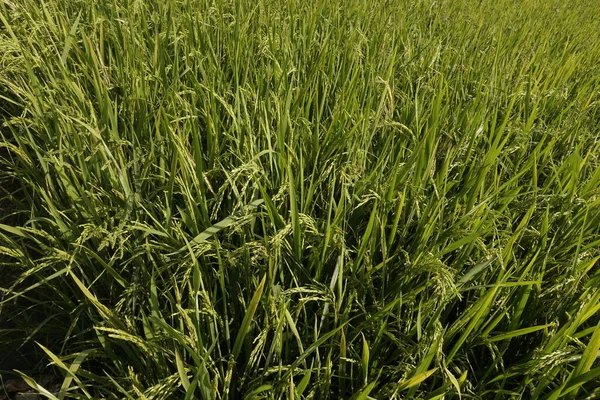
244;384;272;400
398;368;438;390
564;321;600;396
177;199;264;252
14;371;60;400
361;333;370;384
176;349;191;391
232;274;267;360
487;324;553;343
60;12;81;66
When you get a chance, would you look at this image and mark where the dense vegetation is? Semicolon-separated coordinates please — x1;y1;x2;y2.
1;0;600;398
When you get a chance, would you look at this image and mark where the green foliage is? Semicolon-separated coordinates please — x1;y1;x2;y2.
1;0;600;398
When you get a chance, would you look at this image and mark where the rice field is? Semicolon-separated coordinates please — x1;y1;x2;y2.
1;0;600;398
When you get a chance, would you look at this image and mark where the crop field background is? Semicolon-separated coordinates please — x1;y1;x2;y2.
1;0;600;398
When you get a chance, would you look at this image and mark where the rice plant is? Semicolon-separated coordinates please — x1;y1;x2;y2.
1;0;599;398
